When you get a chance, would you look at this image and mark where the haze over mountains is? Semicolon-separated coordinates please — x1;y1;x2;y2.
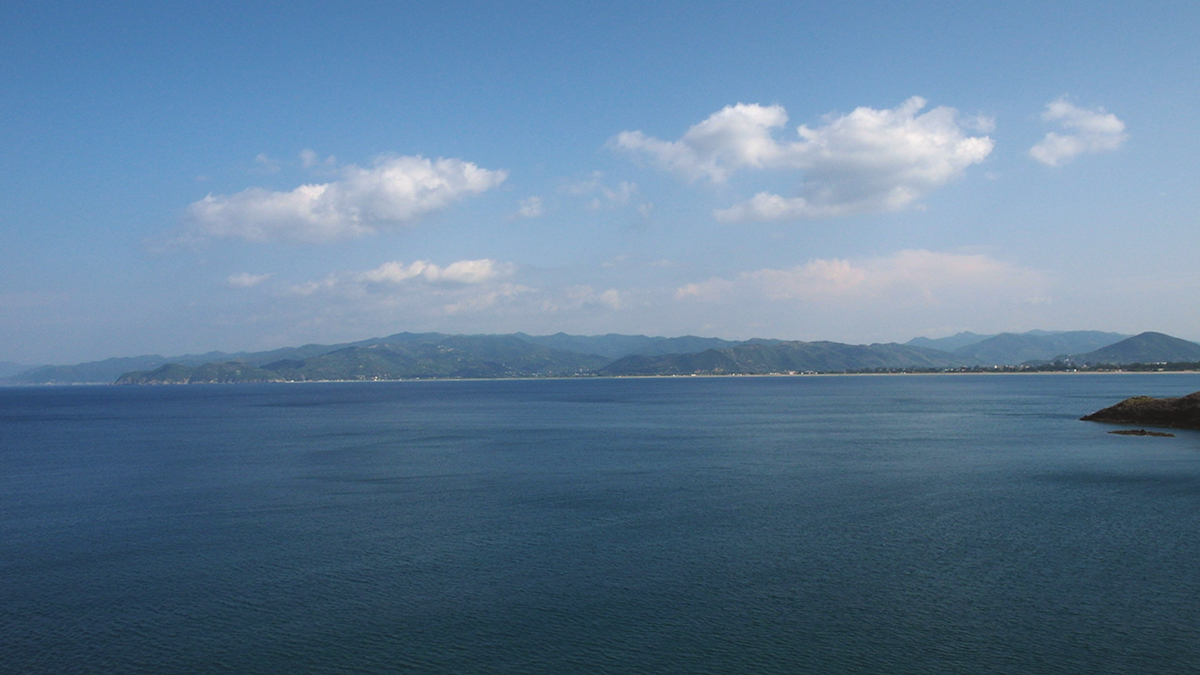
0;362;29;379
595;341;970;377
904;330;1131;364
1072;332;1200;366
904;330;1200;366
4;329;1200;385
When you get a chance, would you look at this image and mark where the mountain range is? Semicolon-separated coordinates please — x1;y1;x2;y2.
1068;331;1200;365
5;330;1200;385
905;330;1200;366
595;341;972;376
904;330;1130;363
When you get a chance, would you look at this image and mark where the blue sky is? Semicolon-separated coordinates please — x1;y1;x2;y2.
3;1;1199;364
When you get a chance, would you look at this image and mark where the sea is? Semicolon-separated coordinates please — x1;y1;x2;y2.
3;373;1200;674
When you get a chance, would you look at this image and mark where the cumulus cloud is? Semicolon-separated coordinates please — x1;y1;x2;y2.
186;155;507;243
613;103;790;183
226;272;271;288
597;289;624;309
713;193;852;221
357;259;513;285
285;258;529;320
613;97;993;221
290;258;512;296
677;250;1044;305
1029;97;1128;167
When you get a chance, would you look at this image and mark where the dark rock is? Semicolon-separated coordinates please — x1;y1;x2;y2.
1081;391;1200;430
1107;429;1175;437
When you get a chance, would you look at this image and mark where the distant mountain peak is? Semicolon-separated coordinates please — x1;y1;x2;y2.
949;330;1131;366
1072;332;1200;365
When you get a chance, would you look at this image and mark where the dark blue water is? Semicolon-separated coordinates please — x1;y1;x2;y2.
3;374;1200;674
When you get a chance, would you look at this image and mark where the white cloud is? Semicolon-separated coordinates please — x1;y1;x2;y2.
598;289;624;309
226;272;271;288
563;172;639;210
288;274;340;297
288;259;512;297
613;103;789;183
536;285;627;313
357;259;513;285
441;283;531;314
516;196;543;218
187;155;507;243
678;250;1044;305
285;259;529;321
713;192;854;221
614;97;993;221
1029;97;1128;167
659;250;1058;342
594;182;637;209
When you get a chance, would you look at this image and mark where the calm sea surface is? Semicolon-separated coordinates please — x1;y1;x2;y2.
3;374;1200;674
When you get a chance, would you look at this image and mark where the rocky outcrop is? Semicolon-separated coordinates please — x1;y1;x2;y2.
1081;391;1200;430
1107;429;1175;437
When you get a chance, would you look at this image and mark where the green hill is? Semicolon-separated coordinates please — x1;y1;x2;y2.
905;332;992;352
116;362;283;384
8;334;458;384
118;335;609;383
511;332;662;359
953;331;1128;365
13;355;195;384
597;341;978;376
1072;332;1200;365
512;333;761;359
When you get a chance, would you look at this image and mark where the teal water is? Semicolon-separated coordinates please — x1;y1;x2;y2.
3;374;1200;673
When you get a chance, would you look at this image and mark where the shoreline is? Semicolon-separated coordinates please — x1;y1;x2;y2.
6;369;1200;387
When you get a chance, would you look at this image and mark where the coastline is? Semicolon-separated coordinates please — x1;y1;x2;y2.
5;368;1200;387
